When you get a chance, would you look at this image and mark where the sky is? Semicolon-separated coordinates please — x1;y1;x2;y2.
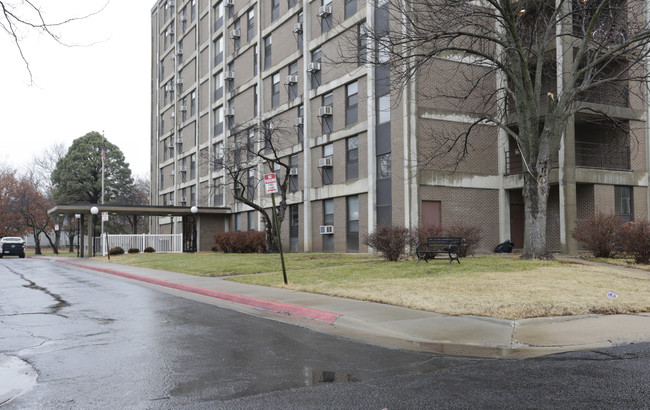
0;0;153;179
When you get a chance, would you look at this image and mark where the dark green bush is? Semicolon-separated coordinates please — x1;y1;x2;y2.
620;219;650;264
143;247;156;253
108;246;125;256
128;248;140;254
443;224;482;257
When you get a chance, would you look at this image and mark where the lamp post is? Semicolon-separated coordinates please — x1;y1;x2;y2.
90;206;99;257
190;206;198;252
75;214;81;257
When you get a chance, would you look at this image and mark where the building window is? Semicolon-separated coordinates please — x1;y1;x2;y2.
272;72;281;108
320;0;332;34
214;177;224;206
271;0;280;21
214;107;224;136
181;188;187;204
346;81;358;126
178;39;184;64
247;8;255;42
181;157;187;183
214;36;224;66
322;92;333;134
358;24;367;65
345;0;357;19
214;141;224;171
214;71;224;101
289;154;299;192
297;13;303;49
378;94;390;124
227;98;235;129
163;138;169;161
288;62;298;100
323;199;334;252
182;97;188;122
615;186;633;222
289;0;299;8
310;48;321;89
190;153;196;179
247;128;255;161
169;191;174;205
160;169;165;190
233;18;241;52
290;204;299;252
378;153;391;180
247;168;255;201
297;105;304;143
254;84;259;116
162;193;167;206
347;196;359;252
160;116;165;133
235;213;242;231
227;62;235;92
253;45;258;75
322;143;333;185
190;91;196;116
346;136;358;180
264;35;272;69
248;210;256;231
177;129;183;153
191;0;196;21
168;136;174;158
190;185;196;206
214;2;224;32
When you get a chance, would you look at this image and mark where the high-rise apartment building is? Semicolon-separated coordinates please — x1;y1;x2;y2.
151;0;649;254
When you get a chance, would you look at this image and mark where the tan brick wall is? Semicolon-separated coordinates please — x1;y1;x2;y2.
576;184;595;221
200;214;227;251
594;184;615;214
418;185;500;253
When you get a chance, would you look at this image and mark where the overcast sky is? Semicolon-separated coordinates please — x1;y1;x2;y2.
0;0;152;179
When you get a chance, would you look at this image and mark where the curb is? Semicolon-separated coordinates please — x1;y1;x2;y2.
57;260;341;324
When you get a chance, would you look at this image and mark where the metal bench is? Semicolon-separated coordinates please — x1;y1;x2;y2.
415;237;463;264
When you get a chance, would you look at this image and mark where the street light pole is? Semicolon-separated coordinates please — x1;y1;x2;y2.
190;206;198;252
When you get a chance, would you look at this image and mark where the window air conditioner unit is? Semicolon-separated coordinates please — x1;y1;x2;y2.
318;157;333;167
224;0;234;6
180;105;187;112
320;225;334;235
180;197;187;203
180;15;187;22
293;23;303;33
225;107;235;117
224;70;235;80
295;117;304;126
319;106;333;117
176;50;183;57
318;5;332;17
176;137;183;144
230;29;241;39
165;84;174;92
289;167;299;175
307;62;321;72
176;78;184;85
285;75;298;85
166;29;174;37
178;166;187;173
171;111;176;118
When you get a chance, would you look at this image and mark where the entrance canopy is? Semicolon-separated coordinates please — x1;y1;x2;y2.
48;204;230;218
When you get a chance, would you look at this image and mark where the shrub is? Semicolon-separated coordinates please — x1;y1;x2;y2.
128;248;140;254
364;225;411;261
412;224;482;257
108;246;125;256
572;213;623;258
213;231;267;253
143;247;156;253
620;219;650;264
443;224;482;257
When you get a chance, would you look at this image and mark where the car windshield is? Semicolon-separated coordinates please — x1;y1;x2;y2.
2;237;23;242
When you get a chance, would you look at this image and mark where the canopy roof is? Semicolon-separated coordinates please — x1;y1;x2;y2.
48;204;230;217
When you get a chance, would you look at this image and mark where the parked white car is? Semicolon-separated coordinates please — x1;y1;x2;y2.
0;237;26;258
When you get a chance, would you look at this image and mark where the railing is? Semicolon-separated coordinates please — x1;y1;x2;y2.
97;234;183;255
575;141;630;170
505;142;630;174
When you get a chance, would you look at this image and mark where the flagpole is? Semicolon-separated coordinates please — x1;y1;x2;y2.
101;131;105;253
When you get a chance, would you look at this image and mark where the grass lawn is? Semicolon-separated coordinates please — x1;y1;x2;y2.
93;252;650;320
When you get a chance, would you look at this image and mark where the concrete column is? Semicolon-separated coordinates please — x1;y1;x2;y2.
86;213;94;258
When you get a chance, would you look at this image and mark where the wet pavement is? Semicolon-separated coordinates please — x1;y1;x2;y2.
2;258;650;408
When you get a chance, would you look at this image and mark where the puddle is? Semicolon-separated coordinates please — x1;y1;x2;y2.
304;368;360;386
0;354;38;405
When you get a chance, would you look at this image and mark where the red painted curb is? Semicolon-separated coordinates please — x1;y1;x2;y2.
59;260;341;323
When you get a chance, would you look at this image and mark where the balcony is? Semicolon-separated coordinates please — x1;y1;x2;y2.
505;141;630;174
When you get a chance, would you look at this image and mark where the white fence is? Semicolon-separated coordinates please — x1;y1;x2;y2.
97;234;183;254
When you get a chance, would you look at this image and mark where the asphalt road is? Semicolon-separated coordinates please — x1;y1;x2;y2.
1;258;649;409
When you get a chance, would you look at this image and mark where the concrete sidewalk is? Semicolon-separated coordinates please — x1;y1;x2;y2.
56;258;650;359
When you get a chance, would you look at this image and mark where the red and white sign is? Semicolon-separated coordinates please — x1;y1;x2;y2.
264;173;278;194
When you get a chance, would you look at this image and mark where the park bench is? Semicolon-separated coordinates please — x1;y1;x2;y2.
415;237;463;264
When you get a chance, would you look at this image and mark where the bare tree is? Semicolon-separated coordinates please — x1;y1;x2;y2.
206;121;297;253
0;1;107;83
350;0;650;258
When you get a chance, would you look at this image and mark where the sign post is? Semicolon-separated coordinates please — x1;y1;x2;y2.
264;173;288;284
